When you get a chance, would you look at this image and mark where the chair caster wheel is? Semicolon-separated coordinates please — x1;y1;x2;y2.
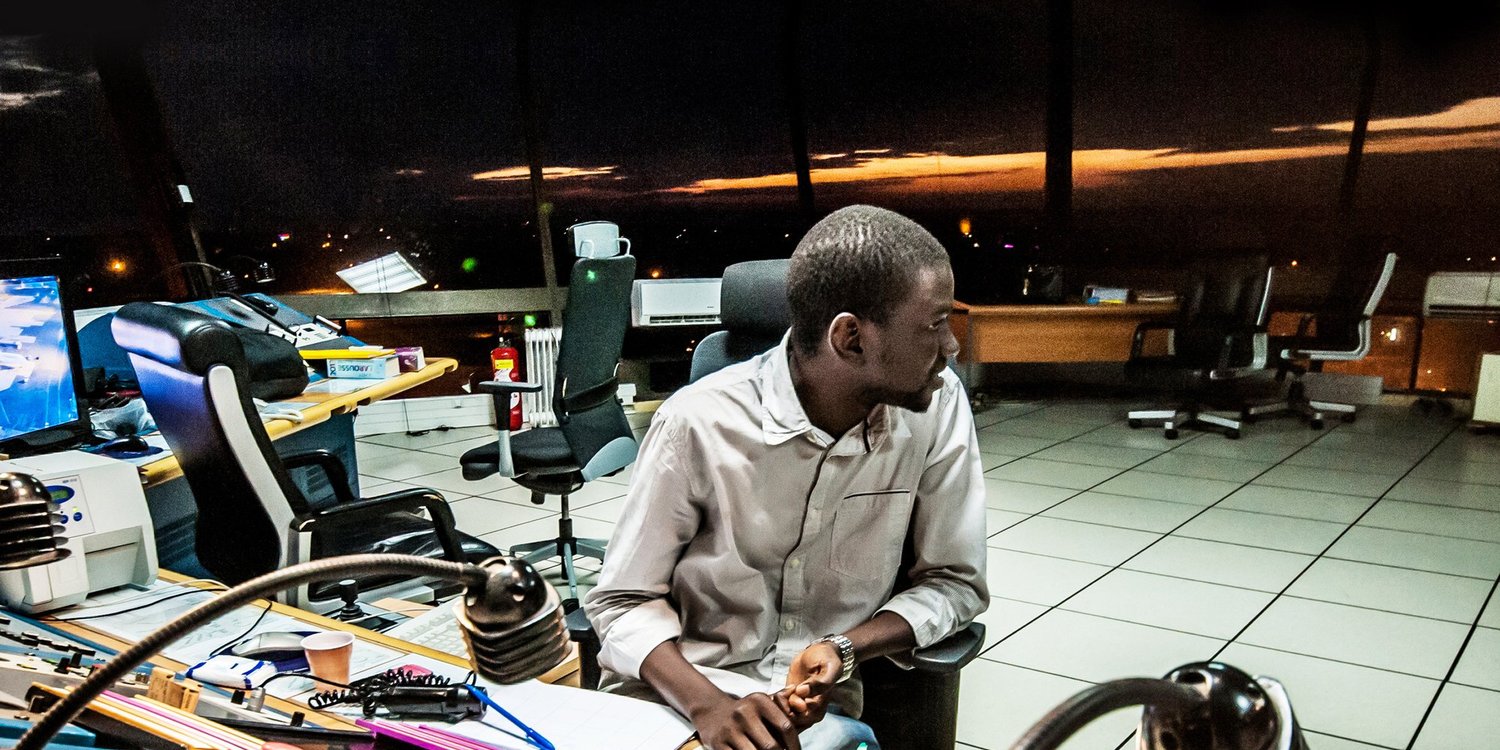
1164;429;1179;440
1226;429;1240;440
1128;419;1142;429
1240;410;1255;423
1309;418;1324;430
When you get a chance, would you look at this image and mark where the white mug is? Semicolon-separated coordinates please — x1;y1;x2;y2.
568;221;632;259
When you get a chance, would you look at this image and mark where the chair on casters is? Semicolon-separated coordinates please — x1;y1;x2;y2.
1126;253;1275;440
111;302;499;611
570;257;985;750
1246;249;1397;429
459;254;639;606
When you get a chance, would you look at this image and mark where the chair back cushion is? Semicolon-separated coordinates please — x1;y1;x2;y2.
554;256;639;481
689;259;791;383
112;302;298;583
1174;253;1271;368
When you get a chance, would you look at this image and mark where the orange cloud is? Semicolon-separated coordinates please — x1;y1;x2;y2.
472;165;618;181
1274;96;1500;133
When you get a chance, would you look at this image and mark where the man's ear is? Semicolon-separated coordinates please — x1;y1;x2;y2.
826;312;863;362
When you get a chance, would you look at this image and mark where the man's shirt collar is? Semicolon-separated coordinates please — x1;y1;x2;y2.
758;334;897;454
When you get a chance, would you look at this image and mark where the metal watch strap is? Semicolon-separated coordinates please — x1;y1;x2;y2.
816;633;856;683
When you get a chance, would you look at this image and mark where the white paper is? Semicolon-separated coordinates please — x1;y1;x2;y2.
446;678;695;750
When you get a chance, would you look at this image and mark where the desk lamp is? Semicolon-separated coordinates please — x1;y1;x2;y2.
1011;661;1309;750
16;553;569;750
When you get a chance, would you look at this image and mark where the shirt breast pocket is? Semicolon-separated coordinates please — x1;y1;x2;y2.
828;490;914;581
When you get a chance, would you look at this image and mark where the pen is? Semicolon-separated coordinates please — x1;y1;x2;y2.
465;683;556;750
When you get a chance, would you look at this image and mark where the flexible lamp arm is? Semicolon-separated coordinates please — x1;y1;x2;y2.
18;554;484;750
1010;679;1202;750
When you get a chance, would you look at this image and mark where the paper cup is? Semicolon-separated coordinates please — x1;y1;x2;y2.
301;631;356;687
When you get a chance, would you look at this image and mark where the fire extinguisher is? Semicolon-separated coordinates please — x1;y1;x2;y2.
490;339;523;430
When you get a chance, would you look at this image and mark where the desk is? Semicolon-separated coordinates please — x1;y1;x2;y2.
950;301;1178;364
140;358;459;489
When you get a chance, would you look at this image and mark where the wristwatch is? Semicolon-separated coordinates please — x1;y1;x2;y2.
815;633;856;683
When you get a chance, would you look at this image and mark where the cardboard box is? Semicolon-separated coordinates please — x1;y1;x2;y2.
395;346;426;373
325;355;400;380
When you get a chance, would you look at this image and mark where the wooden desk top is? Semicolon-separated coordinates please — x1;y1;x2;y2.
139;357;457;488
954;301;1178;317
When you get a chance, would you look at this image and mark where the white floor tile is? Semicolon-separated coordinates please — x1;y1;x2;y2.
976;430;1057;458
1029;441;1161;469
986;458;1122;490
1123;536;1315;592
989;516;1161;566
357;450;463;481
1482;595;1500;629
1216;643;1439;749
361;425;497;450
983;609;1222;684
1216;484;1376;523
573;496;629;524
1282;445;1416;476
987;509;1030;537
1451;625;1500;692
1310;430;1436;458
1410;683;1500;750
404;465;517;497
1061;568;1275;639
1286;558;1492;623
478;515;617;558
447;496;554;536
972;596;1049;643
1384;476;1500;513
1252;464;1400;498
984;477;1077;514
1358;500;1500;544
1428;436;1500;465
1072;421;1203;451
354;440;409;464
1173;508;1348;555
1040;492;1204;533
1172;436;1304;462
1090;470;1242;505
1033;402;1127;425
985;548;1112;607
1325;526;1500;580
422;434;501;457
1297;731;1394;750
956;661;1138;750
983;416;1095;441
1409;457;1500;486
1138;452;1273;483
1238;597;1470;679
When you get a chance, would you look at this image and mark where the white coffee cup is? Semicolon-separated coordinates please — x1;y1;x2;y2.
568;221;632;259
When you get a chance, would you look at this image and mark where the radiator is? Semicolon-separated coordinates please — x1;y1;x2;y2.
523;327;563;427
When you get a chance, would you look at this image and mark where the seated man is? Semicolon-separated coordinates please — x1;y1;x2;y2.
584;205;988;750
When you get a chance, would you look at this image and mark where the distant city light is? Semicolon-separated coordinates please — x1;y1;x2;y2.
277;233;291;241
461;257;479;272
649;268;663;279
958;217;972;235
1290;260;1299;267
322;241;332;248
109;259;126;273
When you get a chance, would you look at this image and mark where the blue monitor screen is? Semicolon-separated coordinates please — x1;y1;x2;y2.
0;276;81;444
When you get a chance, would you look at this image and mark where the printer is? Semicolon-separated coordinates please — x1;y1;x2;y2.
0;451;157;613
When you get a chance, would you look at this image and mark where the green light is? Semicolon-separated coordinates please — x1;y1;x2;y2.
461;257;478;272
585;269;598;283
523;314;538;327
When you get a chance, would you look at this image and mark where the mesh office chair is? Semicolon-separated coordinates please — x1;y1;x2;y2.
112;302;499;610
1126;254;1275;439
569;257;985;750
1246;250;1398;428
459;255;639;605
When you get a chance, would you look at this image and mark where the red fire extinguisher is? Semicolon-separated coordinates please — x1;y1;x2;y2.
490;339;523;430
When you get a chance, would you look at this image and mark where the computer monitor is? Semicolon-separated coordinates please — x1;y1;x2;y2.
0;260;91;458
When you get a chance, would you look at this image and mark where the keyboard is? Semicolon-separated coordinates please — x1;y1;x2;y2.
385;602;466;658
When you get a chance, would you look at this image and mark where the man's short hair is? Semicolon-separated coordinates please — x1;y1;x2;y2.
787;205;950;356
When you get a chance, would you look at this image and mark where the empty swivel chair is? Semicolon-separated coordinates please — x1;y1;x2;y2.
459;254;638;605
1126;253;1275;439
112;302;498;610
1247;248;1398;428
687;258;792;382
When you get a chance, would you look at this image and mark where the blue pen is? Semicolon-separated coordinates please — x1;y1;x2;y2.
465;684;556;750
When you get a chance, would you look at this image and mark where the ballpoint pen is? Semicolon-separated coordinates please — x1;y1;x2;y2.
464;684;556;750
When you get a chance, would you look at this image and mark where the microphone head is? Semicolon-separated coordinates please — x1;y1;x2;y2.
456;556;570;684
0;472;71;570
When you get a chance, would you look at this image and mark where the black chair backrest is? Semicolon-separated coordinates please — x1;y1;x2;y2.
553;255;639;481
111;302;301;584
1174;253;1272;368
1313;246;1398;349
689;259;791;383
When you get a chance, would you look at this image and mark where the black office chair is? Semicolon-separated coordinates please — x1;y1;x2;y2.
460;255;639;605
1246;250;1397;429
1126;254;1276;439
111;302;499;610
570;257;985;750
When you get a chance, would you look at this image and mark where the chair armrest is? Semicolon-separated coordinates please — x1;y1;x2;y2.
905;622;986;674
1211;326;1269;373
565;607;602;690
1130;321;1177;359
292;488;466;562
280;449;358;505
477;380;546;433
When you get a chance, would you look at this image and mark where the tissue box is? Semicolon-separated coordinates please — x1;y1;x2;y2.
325;355;400;379
395;346;426;373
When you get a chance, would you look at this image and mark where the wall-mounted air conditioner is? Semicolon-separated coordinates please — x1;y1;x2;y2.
631;279;721;327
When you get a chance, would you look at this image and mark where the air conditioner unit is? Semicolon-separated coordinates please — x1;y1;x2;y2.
631;278;722;327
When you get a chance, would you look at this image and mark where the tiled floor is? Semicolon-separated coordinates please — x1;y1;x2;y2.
355;398;1500;750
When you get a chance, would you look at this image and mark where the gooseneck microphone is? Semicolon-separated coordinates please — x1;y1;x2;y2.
0;472;71;571
16;553;571;750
